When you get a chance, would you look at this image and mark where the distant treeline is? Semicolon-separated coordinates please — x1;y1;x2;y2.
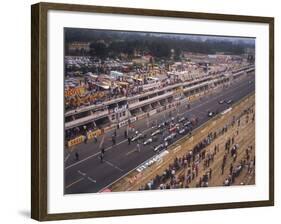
65;28;255;58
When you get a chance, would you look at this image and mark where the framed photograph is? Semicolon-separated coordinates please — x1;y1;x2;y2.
31;2;274;221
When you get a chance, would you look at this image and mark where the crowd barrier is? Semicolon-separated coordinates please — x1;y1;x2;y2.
67;135;85;147
118;120;129;128
87;129;103;140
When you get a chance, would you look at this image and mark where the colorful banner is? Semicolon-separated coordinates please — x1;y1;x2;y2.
87;129;102;140
137;113;147;120
67;135;84;147
118;120;129;128
65;87;85;97
129;117;137;123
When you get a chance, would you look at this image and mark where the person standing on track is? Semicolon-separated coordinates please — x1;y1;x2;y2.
128;136;131;145
75;152;79;161
99;152;104;163
112;135;116;145
94;135;98;143
101;147;105;155
84;136;87;144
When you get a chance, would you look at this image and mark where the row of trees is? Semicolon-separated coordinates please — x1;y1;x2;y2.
88;40;248;60
88;40;173;59
65;29;254;59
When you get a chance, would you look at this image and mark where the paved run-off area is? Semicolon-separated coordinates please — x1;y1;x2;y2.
110;94;255;191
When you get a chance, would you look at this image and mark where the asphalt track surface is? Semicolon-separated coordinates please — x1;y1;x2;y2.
64;73;255;194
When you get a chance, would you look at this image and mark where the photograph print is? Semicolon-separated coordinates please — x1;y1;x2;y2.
64;28;255;194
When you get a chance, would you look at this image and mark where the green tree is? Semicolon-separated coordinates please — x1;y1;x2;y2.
89;42;108;58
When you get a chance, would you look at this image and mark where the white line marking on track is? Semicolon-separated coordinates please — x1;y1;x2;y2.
64;154;70;162
65;177;84;189
104;159;124;172
77;170;86;176
65;140;128;170
125;148;138;156
87;176;97;183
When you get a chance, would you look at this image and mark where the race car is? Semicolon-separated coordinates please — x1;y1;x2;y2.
158;122;166;129
143;138;153;145
153;143;165;152
208;111;215;117
151;129;162;137
153;141;169;152
183;120;192;127
178;116;186;123
178;128;186;135
164;132;177;142
226;99;233;104
131;133;143;142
